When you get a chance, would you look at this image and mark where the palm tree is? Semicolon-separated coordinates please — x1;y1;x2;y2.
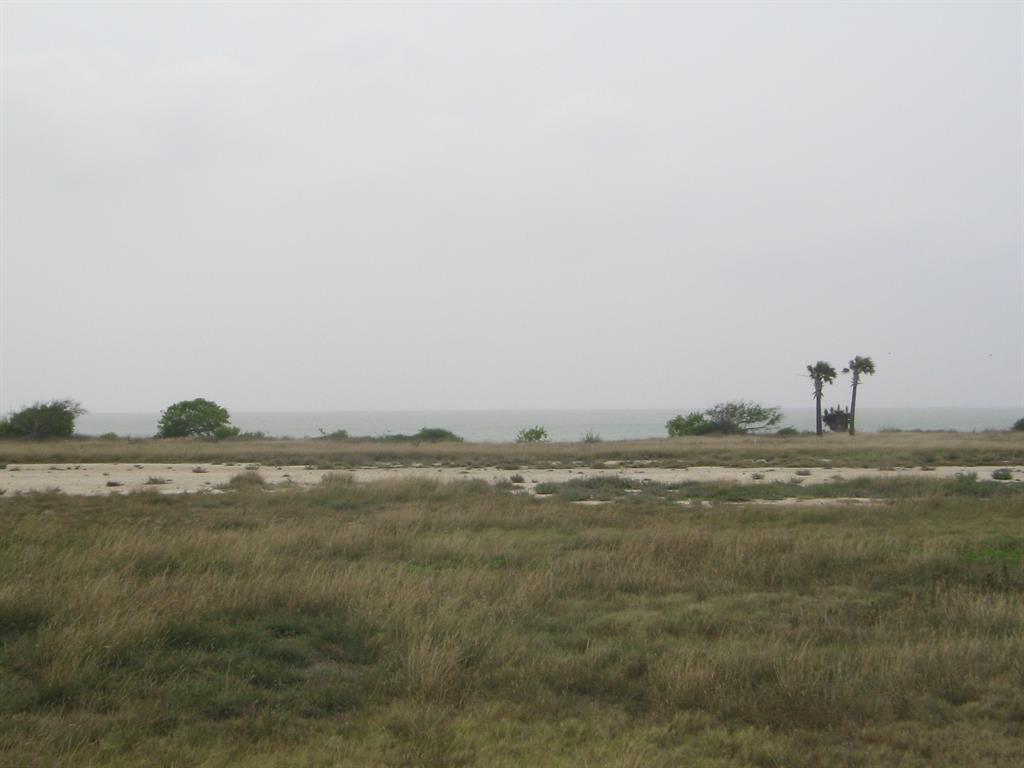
807;361;837;436
842;356;876;436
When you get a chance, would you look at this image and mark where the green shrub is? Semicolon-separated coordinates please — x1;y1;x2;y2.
157;399;233;438
412;428;463;443
991;468;1013;481
99;432;119;440
354;428;463;443
666;412;710;436
213;425;241;440
0;400;85;439
776;427;800;436
580;431;603;443
515;426;549;443
1012;418;1024;432
704;401;782;433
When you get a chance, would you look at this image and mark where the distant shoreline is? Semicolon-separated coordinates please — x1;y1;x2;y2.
70;407;1023;442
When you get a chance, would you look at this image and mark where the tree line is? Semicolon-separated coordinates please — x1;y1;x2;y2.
666;356;877;437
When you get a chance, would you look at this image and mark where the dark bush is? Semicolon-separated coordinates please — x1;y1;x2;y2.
666;412;712;436
0;400;85;439
411;427;463;443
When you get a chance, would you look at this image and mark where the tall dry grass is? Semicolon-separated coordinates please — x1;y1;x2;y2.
1;430;1022;467
0;477;1021;766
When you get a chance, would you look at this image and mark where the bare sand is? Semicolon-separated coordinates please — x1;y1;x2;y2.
1;462;1021;497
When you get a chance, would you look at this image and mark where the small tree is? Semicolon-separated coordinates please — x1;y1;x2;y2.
667;402;782;436
515;426;549;443
842;356;876;436
157;398;233;438
703;401;782;434
1013;418;1024;432
0;400;85;438
807;361;837;437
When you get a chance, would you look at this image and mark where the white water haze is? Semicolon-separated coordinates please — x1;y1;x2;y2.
2;2;1022;413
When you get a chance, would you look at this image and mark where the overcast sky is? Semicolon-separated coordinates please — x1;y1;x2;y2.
2;1;1021;412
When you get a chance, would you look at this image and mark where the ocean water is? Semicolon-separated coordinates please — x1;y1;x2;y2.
74;408;1023;442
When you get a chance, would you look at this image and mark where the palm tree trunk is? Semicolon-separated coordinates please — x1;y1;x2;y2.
849;374;859;436
815;380;823;436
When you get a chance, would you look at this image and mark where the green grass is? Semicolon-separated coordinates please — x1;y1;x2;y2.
0;478;1022;766
533;473;1024;503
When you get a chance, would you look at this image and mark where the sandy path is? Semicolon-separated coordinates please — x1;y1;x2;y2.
1;462;1021;497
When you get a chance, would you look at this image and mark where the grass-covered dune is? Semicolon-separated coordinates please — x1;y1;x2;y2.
1;476;1022;766
1;430;1023;468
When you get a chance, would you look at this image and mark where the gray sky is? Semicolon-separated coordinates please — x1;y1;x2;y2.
2;1;1021;412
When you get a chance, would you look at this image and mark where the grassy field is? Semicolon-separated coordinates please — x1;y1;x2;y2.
1;475;1022;766
1;430;1023;468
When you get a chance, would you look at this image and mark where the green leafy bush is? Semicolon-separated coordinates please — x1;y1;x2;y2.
157;398;233;438
580;431;603;443
1012;418;1024;432
0;400;85;439
515;426;549;443
667;401;783;436
666;412;711;436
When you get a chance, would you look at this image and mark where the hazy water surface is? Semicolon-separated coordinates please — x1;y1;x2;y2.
75;408;1022;442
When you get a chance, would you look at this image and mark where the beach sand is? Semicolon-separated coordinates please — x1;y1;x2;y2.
2;462;1021;496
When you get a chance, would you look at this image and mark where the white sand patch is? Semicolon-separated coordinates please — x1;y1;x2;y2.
0;463;1020;497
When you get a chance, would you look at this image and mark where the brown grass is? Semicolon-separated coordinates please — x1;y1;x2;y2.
0;476;1021;766
1;430;1022;468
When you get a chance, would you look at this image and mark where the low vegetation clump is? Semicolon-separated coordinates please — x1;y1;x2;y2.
0;400;85;439
1;476;1021;766
319;428;464;443
316;428;350;440
1013;417;1024;432
225;470;268;490
393;427;463;443
515;426;549;443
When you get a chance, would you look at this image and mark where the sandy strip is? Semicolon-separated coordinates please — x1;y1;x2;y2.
1;463;1021;497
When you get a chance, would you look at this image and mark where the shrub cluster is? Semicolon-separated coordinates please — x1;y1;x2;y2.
515;426;549;443
667;401;782;436
0;400;84;439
